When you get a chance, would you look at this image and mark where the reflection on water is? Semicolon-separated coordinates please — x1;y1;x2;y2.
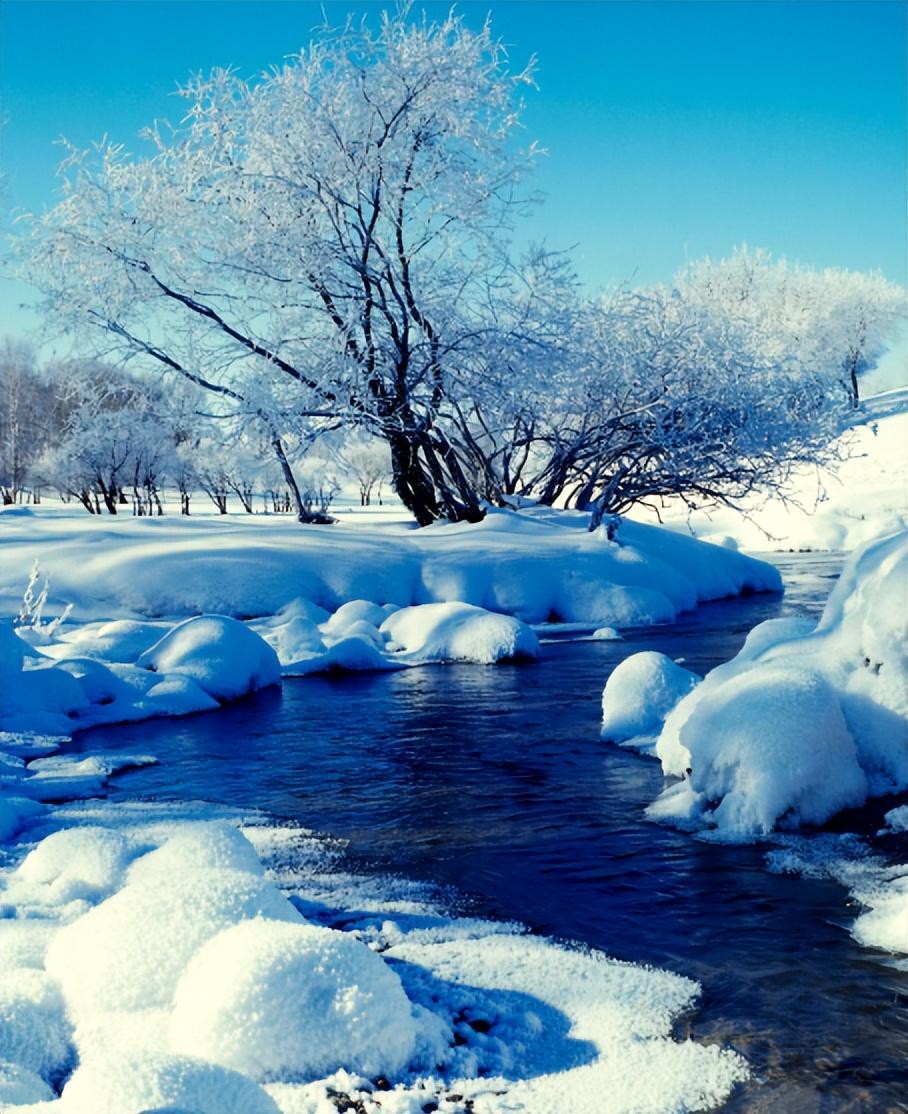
71;554;908;1111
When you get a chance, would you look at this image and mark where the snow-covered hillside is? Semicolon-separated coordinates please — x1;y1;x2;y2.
627;393;908;552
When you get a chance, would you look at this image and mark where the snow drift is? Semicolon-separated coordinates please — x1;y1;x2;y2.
637;530;907;836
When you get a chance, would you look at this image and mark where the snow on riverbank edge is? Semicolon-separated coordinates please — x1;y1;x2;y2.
0;507;781;629
0;795;749;1113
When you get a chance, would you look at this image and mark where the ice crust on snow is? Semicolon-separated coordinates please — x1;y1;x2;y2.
641;530;908;835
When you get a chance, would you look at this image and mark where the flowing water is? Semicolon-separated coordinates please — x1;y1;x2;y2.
71;554;908;1113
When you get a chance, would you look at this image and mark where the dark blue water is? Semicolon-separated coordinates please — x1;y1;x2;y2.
71;555;908;1112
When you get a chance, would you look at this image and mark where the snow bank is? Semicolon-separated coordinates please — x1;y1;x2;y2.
645;530;908;835
0;505;780;630
380;602;540;665
170;920;418;1081
137;615;281;701
601;652;699;746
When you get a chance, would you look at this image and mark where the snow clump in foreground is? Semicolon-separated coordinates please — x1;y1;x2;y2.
0;800;750;1113
615;530;908;836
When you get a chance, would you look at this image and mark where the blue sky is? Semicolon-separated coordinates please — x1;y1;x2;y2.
2;0;906;338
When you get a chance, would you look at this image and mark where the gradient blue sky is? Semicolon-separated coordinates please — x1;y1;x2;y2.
2;0;906;338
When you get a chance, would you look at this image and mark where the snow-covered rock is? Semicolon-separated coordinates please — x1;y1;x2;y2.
649;530;908;835
380;602;539;664
601;652;699;745
138;615;281;702
170;920;418;1081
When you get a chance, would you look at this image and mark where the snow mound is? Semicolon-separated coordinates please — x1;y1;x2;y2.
282;633;403;676
58;1051;280;1114
45;619;171;663
138;615;281;701
45;867;302;1015
380;603;539;664
0;1060;54;1105
650;666;867;832
602;652;699;745
9;826;134;906
127;822;264;886
0;967;72;1081
851;871;908;956
323;598;391;634
650;530;908;835
170;920;418;1082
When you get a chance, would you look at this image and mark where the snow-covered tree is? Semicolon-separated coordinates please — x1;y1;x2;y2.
34;363;171;514
337;436;392;506
20;9;548;525
677;247;906;406
0;340;56;505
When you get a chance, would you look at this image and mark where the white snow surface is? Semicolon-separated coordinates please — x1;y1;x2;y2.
170;919;419;1082
601;652;700;747
137;614;282;700
0;506;780;629
646;530;908;835
0;796;750;1113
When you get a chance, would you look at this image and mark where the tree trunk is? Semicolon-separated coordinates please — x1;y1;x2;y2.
271;436;333;525
387;432;441;526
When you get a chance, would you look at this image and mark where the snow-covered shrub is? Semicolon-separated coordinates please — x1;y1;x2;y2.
138;615;281;701
601;652;699;744
649;530;908;835
170;919;418;1082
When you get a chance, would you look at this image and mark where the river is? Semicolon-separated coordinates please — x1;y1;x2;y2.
70;554;908;1112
